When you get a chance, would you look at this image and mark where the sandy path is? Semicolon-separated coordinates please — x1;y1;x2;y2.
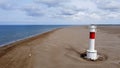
0;26;120;68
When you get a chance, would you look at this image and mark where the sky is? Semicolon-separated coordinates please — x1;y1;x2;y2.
0;0;120;25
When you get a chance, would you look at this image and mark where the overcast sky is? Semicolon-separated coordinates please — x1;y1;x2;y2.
0;0;120;25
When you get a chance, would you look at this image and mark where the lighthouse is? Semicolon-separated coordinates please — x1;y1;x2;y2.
86;25;98;60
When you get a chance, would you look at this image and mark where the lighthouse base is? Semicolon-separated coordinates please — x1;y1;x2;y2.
86;50;98;60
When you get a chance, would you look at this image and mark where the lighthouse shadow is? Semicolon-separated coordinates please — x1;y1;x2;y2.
64;46;88;61
64;45;86;61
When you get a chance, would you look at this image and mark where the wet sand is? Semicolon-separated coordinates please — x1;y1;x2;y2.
0;26;120;68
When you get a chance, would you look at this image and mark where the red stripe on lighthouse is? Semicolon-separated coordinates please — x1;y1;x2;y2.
90;32;95;39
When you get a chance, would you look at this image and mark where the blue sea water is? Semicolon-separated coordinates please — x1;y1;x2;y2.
0;25;67;46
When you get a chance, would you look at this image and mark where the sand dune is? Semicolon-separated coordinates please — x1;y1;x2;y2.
0;26;120;68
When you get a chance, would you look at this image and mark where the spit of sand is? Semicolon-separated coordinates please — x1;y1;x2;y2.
0;26;120;68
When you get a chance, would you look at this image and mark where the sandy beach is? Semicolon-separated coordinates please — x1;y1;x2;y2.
0;26;120;68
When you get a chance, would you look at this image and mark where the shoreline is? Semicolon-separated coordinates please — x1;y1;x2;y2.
0;25;83;47
0;27;63;47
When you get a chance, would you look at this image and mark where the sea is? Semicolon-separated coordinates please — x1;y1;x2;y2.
0;25;68;46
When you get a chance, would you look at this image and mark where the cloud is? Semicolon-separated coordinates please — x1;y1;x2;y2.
22;4;47;17
23;0;98;19
1;0;120;23
0;0;17;10
0;1;14;10
35;0;68;7
96;0;120;12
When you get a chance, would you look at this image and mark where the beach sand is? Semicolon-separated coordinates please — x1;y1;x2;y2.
0;26;120;68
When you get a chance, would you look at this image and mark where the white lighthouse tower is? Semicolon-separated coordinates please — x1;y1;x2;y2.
86;25;98;60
